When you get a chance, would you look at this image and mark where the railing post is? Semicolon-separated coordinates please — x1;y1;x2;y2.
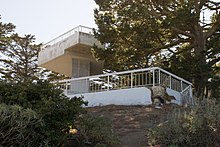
86;78;89;93
107;75;110;91
131;72;133;88
169;75;172;89
153;69;155;87
181;81;183;92
65;82;68;95
158;69;161;86
189;85;192;97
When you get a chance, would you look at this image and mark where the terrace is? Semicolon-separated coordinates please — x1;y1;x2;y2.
59;67;193;106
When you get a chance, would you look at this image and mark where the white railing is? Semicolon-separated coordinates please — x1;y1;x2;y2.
42;25;94;48
180;85;194;105
59;67;192;97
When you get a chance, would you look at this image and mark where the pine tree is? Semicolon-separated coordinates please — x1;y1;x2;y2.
0;33;41;83
94;0;220;98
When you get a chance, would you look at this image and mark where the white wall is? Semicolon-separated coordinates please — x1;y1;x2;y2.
166;88;182;105
38;33;78;65
69;87;152;107
79;32;103;48
39;32;103;65
67;87;183;107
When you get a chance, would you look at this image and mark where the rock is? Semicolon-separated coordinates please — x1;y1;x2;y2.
152;86;166;98
151;86;176;105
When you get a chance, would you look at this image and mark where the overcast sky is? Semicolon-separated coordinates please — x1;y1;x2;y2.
0;0;215;45
0;0;97;44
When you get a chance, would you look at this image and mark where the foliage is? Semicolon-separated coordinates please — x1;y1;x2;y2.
93;0;157;71
0;16;42;82
0;16;66;83
147;99;220;146
205;25;220;98
0;15;15;51
156;25;220;98
66;114;119;147
93;0;220;98
0;34;41;82
0;103;43;147
0;16;119;146
0;80;119;146
0;80;87;146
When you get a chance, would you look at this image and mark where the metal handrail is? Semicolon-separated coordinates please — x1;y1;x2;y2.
59;67;192;85
157;67;191;85
59;67;157;82
59;67;193;96
180;85;194;105
181;85;191;94
42;25;94;48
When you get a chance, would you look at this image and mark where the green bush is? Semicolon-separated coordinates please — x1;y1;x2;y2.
147;99;220;146
66;115;119;147
0;103;43;147
39;96;87;146
0;80;120;146
0;80;87;146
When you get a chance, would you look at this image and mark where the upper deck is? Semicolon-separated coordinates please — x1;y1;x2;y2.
38;26;103;77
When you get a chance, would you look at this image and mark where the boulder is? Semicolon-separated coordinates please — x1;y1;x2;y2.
151;86;176;104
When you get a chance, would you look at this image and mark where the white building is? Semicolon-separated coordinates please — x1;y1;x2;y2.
38;26;193;107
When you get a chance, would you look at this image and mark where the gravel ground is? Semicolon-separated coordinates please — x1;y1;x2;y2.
86;104;182;147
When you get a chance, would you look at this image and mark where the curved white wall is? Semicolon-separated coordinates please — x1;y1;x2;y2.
67;87;184;107
70;87;152;107
166;88;182;105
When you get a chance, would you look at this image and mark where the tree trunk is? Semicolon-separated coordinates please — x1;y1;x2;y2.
193;25;208;99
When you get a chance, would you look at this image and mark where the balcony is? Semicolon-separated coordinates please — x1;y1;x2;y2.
38;25;103;77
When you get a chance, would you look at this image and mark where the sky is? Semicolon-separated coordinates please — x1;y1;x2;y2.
0;0;98;44
0;0;215;45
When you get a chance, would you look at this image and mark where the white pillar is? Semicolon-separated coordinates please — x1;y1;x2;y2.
153;69;155;87
131;72;133;88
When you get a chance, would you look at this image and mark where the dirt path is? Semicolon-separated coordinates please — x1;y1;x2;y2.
87;104;180;147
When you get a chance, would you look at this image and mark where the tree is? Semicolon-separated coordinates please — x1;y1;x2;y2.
93;0;159;71
0;17;65;83
0;34;41;83
155;22;220;98
0;16;15;52
94;0;220;98
205;25;220;98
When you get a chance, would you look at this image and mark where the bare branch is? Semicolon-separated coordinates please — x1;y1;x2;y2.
204;1;220;10
199;0;209;10
205;5;220;10
205;12;220;38
171;27;195;38
208;57;220;66
151;38;191;53
209;1;220;5
195;0;201;17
